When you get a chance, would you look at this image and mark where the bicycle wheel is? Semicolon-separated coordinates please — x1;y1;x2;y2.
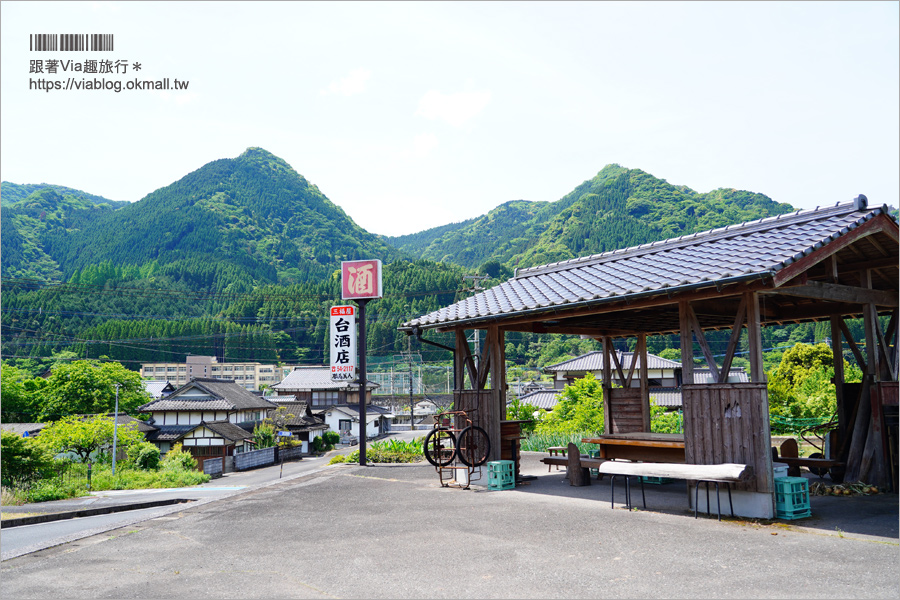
456;425;491;467
423;428;457;467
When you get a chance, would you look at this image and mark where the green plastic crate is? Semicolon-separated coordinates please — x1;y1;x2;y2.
488;460;515;491
589;450;601;476
775;476;811;519
641;476;674;485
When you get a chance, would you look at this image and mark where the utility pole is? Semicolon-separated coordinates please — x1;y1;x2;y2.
112;383;121;475
399;337;421;431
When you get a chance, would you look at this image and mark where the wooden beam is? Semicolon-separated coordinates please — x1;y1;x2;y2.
874;310;896;381
476;341;491;390
767;281;898;307
687;303;720;382
625;338;639;388
832;256;899;274
773;215;897;287
718;295;748;384
455;329;477;390
838;320;867;372
609;344;628;386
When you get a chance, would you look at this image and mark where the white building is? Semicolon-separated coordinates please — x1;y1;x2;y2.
141;355;292;391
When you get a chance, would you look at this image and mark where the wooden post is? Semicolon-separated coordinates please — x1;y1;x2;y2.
745;292;765;383
679;301;694;385
830;315;848;450
602;336;613;434
638;333;650;431
487;324;504;463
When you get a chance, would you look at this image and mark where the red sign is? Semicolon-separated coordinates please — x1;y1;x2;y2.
341;259;383;300
330;305;356;381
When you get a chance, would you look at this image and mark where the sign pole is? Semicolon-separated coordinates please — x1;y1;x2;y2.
358;298;369;466
336;258;382;468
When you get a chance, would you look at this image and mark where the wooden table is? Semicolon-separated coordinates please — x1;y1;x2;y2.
582;433;686;463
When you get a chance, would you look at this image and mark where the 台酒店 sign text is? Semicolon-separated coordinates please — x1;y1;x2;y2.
341;259;383;300
330;305;357;381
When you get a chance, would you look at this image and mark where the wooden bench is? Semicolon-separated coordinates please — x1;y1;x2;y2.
774;439;844;480
544;442;754;520
546;446;567;471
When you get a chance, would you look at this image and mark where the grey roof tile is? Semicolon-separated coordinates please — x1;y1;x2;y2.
403;200;894;330
272;367;379;391
139;379;277;412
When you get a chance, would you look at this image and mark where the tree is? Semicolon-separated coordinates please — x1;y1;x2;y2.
34;360;150;420
649;400;682;434
535;372;604;435
253;421;276;448
1;431;57;487
37;415;144;463
0;363;37;422
767;342;861;423
506;395;541;434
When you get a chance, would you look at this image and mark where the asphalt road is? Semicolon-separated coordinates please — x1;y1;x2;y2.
1;446;897;599
0;446;349;560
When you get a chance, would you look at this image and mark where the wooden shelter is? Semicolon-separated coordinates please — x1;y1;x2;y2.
401;197;898;518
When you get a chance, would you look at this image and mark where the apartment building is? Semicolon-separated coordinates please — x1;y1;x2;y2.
141;355;292;391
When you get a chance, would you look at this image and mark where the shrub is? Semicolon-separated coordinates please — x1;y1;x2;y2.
127;441;161;470
322;430;340;448
25;477;86;503
161;443;197;471
253;422;276;448
1;431;57;487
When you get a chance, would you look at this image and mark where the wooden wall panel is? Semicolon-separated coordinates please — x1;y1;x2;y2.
683;383;773;493
607;388;644;434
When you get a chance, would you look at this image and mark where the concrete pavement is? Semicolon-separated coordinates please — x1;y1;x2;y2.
1;450;897;599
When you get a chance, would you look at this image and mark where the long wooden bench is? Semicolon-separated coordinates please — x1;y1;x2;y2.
542;442;754;519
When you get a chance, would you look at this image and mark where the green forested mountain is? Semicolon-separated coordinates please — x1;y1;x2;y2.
386;164;796;270
2;151;812;376
38;147;400;288
0;182;128;208
1;149;466;370
1;186;127;281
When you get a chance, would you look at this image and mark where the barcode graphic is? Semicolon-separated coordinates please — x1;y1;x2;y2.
30;34;114;52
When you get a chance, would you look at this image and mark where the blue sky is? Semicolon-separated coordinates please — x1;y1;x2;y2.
2;1;897;236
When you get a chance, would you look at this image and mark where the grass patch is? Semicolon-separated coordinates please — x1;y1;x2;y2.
1;462;211;504
330;437;425;464
520;431;598;455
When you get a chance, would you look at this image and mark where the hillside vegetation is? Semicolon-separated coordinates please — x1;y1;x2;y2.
387;164;794;270
3;149;816;374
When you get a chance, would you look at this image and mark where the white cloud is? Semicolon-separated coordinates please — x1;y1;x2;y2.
412;133;439;157
416;89;492;127
321;69;372;96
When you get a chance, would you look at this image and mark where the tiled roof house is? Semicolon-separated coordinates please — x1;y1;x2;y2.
139;378;277;470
